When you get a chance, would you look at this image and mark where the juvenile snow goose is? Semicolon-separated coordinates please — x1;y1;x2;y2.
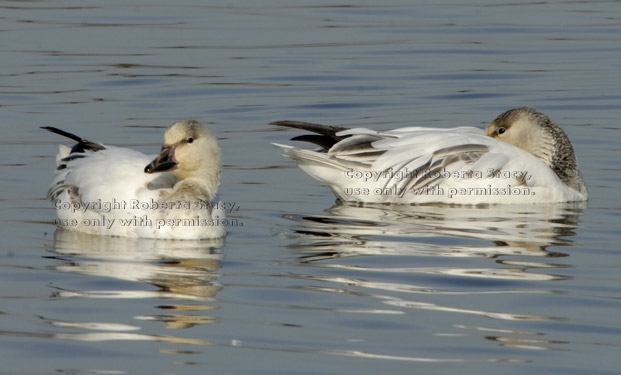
271;107;587;204
43;120;226;239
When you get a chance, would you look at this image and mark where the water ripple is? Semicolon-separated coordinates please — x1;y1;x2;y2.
277;201;584;352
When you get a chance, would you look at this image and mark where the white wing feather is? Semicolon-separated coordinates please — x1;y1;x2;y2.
276;126;585;204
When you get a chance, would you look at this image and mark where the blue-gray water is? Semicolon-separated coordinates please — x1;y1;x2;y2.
2;1;621;374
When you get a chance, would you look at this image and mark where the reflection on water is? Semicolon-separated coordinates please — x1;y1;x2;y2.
40;229;223;344
285;202;583;261
3;0;619;372
282;202;585;352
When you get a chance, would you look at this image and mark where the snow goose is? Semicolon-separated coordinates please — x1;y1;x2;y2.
271;107;587;204
43;120;226;239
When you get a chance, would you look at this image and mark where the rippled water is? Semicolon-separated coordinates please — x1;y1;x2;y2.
2;1;621;374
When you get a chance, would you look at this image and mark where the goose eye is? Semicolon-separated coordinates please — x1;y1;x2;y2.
497;127;506;135
187;137;194;144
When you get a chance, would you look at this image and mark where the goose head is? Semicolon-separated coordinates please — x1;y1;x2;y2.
486;107;586;194
145;120;221;188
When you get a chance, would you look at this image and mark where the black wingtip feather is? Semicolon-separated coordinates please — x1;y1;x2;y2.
270;120;350;150
290;134;338;150
41;126;106;152
270;120;348;135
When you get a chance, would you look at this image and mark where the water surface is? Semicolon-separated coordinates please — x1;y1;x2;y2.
2;1;621;374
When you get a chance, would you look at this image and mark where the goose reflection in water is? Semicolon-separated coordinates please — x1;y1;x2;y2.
284;202;584;262
43;229;223;344
281;202;585;351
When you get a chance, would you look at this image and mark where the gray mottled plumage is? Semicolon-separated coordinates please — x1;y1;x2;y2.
487;107;586;195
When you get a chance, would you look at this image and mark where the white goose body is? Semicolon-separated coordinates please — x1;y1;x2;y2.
45;120;226;240
272;107;587;205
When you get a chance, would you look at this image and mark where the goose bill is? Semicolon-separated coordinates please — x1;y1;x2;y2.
144;144;178;173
